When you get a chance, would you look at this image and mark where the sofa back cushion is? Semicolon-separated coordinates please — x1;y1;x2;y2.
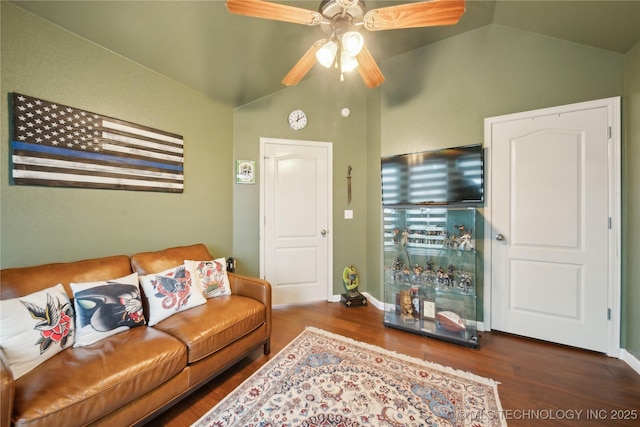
1;255;133;300
130;243;214;275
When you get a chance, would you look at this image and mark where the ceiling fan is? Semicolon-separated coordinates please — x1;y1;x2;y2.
226;0;466;88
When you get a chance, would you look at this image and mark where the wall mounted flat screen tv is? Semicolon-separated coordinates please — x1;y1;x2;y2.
381;144;484;206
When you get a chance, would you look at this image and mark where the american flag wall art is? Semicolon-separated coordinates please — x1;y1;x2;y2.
11;93;184;193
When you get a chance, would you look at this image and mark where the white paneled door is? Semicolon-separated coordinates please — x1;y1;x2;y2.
486;98;620;354
260;138;333;305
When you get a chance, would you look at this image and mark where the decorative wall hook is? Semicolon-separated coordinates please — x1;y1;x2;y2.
347;165;352;205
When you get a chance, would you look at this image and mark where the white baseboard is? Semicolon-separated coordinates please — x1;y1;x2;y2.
361;292;383;310
328;294;341;303
620;349;640;375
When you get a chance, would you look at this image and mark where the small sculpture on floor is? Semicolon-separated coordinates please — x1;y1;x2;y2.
341;265;367;308
343;265;359;296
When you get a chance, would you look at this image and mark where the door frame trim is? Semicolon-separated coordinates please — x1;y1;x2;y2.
483;97;621;357
259;137;334;302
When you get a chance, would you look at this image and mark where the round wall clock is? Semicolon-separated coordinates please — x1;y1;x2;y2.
288;109;307;130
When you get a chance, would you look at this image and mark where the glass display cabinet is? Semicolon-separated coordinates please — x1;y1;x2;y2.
383;206;479;348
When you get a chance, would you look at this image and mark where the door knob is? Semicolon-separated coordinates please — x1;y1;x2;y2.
321;229;328;237
495;233;505;241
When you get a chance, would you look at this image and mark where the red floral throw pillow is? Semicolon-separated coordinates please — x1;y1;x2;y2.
0;284;74;379
185;258;232;299
139;264;206;326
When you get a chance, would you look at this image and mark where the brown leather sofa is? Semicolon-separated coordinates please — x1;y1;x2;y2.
0;244;271;427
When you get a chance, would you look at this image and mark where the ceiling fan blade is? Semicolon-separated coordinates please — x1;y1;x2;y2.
282;40;326;86
356;46;385;88
364;0;466;31
226;0;322;26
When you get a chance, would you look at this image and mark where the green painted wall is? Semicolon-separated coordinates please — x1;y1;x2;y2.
365;89;383;304
232;75;369;296
0;3;234;267
380;24;624;155
623;40;640;359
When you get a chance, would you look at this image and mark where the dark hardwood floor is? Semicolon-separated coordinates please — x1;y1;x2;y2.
145;302;640;426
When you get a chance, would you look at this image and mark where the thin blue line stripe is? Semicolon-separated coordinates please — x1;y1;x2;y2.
12;140;183;172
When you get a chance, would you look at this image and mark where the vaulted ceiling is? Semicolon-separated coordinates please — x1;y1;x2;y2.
11;1;640;107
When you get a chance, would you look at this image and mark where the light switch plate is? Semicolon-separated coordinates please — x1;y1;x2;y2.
344;210;353;219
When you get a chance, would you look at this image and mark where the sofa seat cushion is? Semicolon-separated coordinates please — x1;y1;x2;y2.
12;326;186;427
153;295;266;363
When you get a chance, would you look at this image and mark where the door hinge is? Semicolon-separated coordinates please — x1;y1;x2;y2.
608;217;612;229
608;126;612;139
607;308;611;320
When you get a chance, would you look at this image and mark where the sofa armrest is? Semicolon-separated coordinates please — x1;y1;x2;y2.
1;348;15;427
227;272;272;343
228;272;270;304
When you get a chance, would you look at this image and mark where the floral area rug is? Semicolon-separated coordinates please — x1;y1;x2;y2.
193;327;506;427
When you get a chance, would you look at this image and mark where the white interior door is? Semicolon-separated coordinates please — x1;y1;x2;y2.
485;98;620;354
260;138;333;305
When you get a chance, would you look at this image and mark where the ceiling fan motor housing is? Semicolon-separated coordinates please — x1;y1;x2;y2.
319;0;366;36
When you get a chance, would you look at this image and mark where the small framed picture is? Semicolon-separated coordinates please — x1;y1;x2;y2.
236;160;255;184
421;298;436;320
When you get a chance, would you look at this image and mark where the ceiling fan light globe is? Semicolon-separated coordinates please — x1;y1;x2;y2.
316;40;338;68
342;31;364;56
341;52;358;72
